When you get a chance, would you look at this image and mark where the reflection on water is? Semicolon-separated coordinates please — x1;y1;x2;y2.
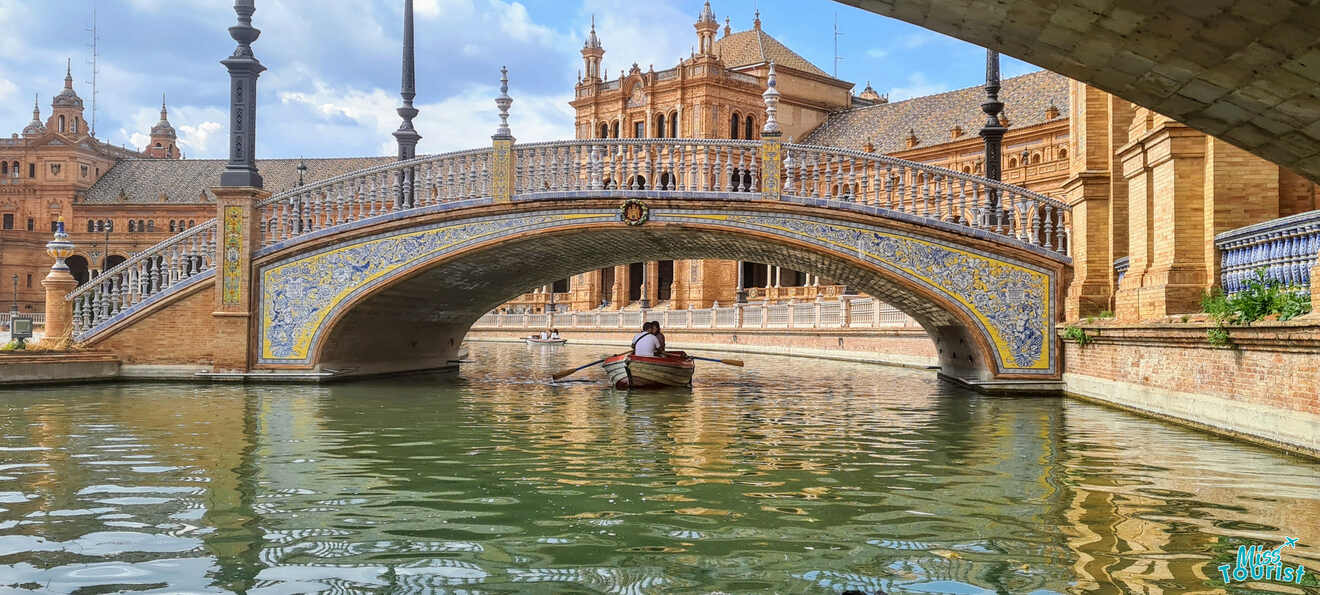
0;342;1316;593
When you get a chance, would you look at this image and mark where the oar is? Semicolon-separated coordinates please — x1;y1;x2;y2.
690;356;744;367
551;351;630;380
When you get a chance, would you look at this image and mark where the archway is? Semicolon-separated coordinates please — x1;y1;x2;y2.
66;256;90;286
251;205;1062;381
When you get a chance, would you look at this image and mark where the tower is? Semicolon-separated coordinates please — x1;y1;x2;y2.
22;94;47;138
48;59;88;137
581;16;604;82
145;95;181;159
694;1;718;55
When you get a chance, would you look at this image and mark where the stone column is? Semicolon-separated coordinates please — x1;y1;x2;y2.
612;264;628;309
211;186;270;372
1138;122;1209;318
640;261;652;309
1064;83;1129;320
42;219;77;342
735;261;747;303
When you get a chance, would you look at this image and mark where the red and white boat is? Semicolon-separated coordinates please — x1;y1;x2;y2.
601;351;695;389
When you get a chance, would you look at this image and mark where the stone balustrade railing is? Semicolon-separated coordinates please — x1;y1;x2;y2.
473;297;918;331
0;312;45;329
66;220;217;339
61;137;1068;342
1113;257;1129;285
1214;209;1320;295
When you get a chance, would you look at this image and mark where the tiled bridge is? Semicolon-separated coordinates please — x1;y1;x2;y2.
61;137;1071;383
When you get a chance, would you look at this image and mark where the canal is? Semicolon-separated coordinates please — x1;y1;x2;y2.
0;342;1315;593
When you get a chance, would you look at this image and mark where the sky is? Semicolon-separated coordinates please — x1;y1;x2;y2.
0;0;1041;160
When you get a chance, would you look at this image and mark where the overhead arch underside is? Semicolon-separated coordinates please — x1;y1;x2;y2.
256;206;1061;380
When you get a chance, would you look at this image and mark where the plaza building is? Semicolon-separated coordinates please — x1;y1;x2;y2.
505;1;1071;313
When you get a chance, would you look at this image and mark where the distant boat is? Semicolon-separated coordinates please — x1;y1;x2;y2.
602;351;695;389
525;336;567;346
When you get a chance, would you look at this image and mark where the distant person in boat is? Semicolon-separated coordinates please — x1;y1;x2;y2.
540;329;550;340
652;322;667;354
631;322;653;350
632;323;662;358
550;328;561;339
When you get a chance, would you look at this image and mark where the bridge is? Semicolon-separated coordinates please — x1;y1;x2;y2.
50;132;1070;383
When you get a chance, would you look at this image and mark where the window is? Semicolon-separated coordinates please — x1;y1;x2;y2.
146;221;154;232
71;118;78;134
128;220;136;232
188;220;195;227
655;114;666;139
745;115;755;140
26;274;31;288
80;165;88;178
611;121;619;138
87;220;94;232
50;221;58;233
169;221;176;233
1059;148;1068;159
137;219;145;232
599;123;609;138
26;218;33;231
58;115;65;133
2;214;12;230
155;143;162;148
730;113;740;139
1;162;7;175
10;162;17;178
96;220;104;232
28;164;35;178
633;121;644;138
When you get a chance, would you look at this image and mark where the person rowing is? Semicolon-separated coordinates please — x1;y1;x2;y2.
632;321;662;358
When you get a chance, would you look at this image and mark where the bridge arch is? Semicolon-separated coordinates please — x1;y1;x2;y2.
251;200;1063;380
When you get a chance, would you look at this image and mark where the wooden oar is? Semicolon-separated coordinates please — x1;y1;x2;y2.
689;356;744;367
551;351;630;380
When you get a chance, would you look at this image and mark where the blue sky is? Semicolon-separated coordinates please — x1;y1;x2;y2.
0;0;1041;159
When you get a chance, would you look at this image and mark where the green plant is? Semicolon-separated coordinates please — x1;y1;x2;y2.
0;340;26;351
1097;310;1115;319
1206;326;1230;347
1203;269;1312;325
1063;326;1094;346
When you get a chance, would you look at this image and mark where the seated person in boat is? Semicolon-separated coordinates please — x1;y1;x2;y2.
652;322;667;354
550;328;561;339
631;322;653;349
539;329;550;340
632;324;663;358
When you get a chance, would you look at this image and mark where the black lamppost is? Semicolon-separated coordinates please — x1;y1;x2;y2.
102;220;112;273
10;274;17;314
297;158;307;186
220;0;265;189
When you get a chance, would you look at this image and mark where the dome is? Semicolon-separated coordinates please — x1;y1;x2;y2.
22;96;46;137
697;1;716;24
52;60;83;109
150;100;177;139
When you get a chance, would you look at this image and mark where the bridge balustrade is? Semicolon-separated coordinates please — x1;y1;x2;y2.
62;137;1070;341
1214;209;1320;296
65;221;217;339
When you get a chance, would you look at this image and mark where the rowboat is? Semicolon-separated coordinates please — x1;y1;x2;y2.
525;336;567;345
601;351;694;389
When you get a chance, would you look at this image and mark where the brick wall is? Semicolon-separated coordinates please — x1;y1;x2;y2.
87;282;217;366
1063;324;1320;457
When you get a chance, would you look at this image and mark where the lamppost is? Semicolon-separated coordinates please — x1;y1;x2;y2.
10;274;17;314
88;248;100;278
102;220;113;274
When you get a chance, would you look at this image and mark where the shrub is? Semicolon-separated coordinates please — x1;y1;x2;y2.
0;340;26;351
1203;269;1312;325
1063;326;1093;347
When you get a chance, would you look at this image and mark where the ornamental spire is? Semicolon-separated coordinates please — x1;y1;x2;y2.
761;62;781;137
219;0;266;188
394;0;421;160
492;66;513;140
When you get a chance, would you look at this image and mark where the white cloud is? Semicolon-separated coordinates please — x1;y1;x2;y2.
866;48;888;59
0;77;16;102
887;72;951;102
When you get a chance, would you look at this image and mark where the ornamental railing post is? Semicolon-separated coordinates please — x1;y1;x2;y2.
491;67;516;203
760;63;783;201
839;296;851;328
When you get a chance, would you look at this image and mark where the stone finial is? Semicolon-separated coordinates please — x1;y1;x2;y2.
905;128;919;149
1046;100;1060;119
724;16;731;36
761;61;781;136
698;1;716;24
951;124;963;139
45;217;74;272
584;14;602;49
863;138;875;153
493;66;513;140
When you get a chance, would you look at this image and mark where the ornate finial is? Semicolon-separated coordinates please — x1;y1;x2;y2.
1046;99;1060;119
394;0;421;160
699;1;716;23
46;217;74;272
33;93;39;118
724;16;731;36
761;61;781;136
65;58;72;87
160;93;167;118
297;158;307;186
493;66;513;140
753;1;761;29
584;14;602;49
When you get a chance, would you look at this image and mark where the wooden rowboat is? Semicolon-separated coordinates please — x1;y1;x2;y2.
602;351;694;389
525;337;567;345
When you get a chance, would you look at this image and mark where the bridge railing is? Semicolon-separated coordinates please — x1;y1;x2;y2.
474;297;921;332
1215;209;1320;295
66;220;217;339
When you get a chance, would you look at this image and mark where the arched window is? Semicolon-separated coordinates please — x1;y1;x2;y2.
1008;157;1018;168
169;221;176;233
669;112;678;138
71;118;78;134
96;220;104;232
730;113;740;139
187;220;194;227
654;113;665;139
1058;148;1068;159
1031;152;1041;164
58;115;65;133
9;161;16;177
599;123;609;138
745;115;755;140
137;219;145;232
128;220;136;232
155;143;162;148
146;220;154;232
611;121;620;138
1;162;7;175
87;220;94;233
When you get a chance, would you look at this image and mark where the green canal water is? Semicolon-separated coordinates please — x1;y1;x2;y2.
0;342;1316;593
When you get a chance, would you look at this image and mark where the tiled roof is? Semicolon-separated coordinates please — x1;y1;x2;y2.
801;70;1068;153
81;156;394;204
712;28;832;79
